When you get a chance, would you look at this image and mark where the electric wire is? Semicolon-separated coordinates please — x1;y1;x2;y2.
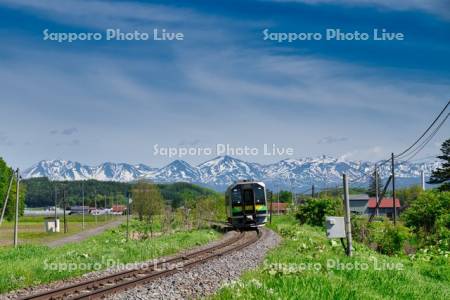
394;100;449;159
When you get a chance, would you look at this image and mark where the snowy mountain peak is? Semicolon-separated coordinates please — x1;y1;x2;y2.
22;157;440;190
153;160;199;182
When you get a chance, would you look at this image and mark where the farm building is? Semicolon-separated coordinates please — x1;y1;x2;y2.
270;202;288;215
349;194;400;218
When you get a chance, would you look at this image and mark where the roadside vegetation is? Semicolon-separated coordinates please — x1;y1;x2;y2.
213;215;449;300
0;176;226;294
0;220;221;293
215;139;450;299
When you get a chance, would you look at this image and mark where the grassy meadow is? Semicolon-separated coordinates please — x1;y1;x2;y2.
213;215;450;300
0;219;221;293
0;214;118;246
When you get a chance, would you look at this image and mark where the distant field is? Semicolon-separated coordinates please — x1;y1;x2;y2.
0;215;119;246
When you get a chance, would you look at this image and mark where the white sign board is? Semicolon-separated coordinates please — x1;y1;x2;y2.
326;216;345;238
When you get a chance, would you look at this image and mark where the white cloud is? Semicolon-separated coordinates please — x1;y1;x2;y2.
0;0;448;167
268;0;450;20
339;146;384;161
0;0;201;30
0;132;13;146
318;136;349;144
50;128;78;135
2;40;448;167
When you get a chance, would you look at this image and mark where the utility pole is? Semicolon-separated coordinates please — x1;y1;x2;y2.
269;189;273;224
277;185;280;215
94;196;98;224
289;177;294;205
421;170;426;191
342;173;352;257
391;153;397;225
63;189;68;233
13;169;19;248
94;192;98;224
81;181;85;230
126;192;131;241
311;184;315;198
323;156;328;194
104;195;107;221
54;186;58;229
375;165;379;217
0;172;14;226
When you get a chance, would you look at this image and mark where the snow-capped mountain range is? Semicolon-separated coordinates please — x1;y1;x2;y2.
22;156;440;191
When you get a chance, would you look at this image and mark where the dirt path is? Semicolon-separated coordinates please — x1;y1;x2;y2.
46;218;125;248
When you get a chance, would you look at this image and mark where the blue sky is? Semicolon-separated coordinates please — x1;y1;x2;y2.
0;0;449;169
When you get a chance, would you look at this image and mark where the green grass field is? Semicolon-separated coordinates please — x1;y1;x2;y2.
0;222;221;293
213;215;450;300
0;215;117;246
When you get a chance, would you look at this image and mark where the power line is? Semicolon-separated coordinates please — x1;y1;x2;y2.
405;155;437;163
297;187;312;195
349;101;449;183
398;113;449;163
296;101;449;191
395;100;449;159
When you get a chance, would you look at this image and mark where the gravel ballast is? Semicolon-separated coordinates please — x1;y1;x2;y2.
1;228;280;300
109;228;281;300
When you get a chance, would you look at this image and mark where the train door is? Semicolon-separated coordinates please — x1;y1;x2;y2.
242;187;256;218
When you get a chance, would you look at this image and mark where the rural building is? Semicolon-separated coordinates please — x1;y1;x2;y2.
69;206;90;215
270;202;288;215
112;205;127;214
349;194;370;215
367;197;401;219
349;194;400;218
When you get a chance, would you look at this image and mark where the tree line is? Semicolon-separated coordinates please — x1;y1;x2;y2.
21;177;219;208
0;158;25;221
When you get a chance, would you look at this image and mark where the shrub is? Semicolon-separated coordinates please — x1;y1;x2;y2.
403;190;450;249
366;219;411;255
295;197;344;226
351;215;370;243
352;216;412;255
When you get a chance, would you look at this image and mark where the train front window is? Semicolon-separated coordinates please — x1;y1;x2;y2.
254;186;265;204
243;189;254;205
231;188;241;205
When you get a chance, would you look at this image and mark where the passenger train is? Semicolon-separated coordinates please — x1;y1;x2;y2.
225;180;268;228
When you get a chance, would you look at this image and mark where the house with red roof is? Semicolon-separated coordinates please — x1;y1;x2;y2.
111;205;127;215
349;194;400;219
367;197;400;219
270;202;288;215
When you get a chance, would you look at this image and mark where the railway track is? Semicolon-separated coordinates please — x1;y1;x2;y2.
20;230;261;300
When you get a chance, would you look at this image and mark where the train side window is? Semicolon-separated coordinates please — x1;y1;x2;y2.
254;186;265;204
231;188;241;205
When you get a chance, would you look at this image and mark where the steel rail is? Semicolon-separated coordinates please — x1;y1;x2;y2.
20;230;260;300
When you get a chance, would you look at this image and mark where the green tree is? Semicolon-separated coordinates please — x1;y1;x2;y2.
396;185;422;209
277;190;292;203
132;181;164;236
0;158;25;221
295;197;344;226
403;190;449;235
428;138;450;191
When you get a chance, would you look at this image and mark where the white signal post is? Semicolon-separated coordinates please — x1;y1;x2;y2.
13;169;20;248
421;170;426;191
